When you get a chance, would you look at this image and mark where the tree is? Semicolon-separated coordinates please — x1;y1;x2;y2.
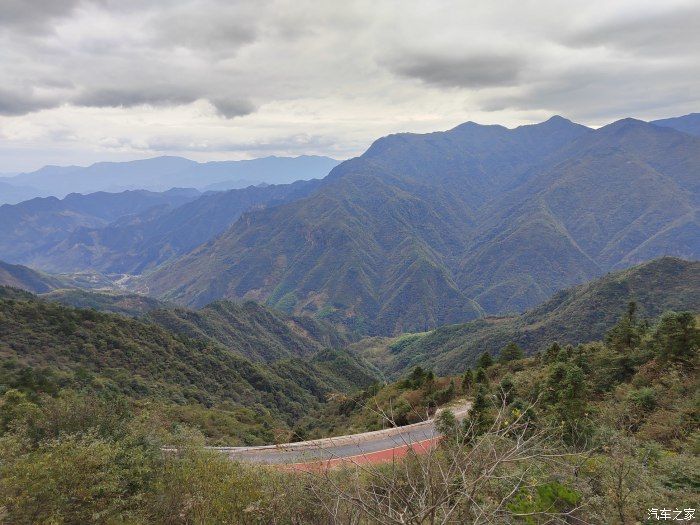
462;369;473;393
651;311;699;363
499;342;524;363
498;376;516;405
555;364;590;447
475;367;489;386
434;409;457;438
543;343;561;364
606;301;641;352
463;385;491;439
477;352;493;369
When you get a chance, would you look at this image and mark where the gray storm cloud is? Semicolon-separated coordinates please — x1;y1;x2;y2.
386;52;524;89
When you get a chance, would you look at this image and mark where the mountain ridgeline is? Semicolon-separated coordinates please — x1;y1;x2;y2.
353;257;700;377
1;155;339;203
143;117;700;334
1;114;698;336
0;180;322;274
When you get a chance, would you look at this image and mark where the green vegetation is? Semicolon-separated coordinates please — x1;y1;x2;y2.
355;257;700;376
42;288;169;317
0;287;378;445
0;260;64;293
293;364;464;439
0;303;695;523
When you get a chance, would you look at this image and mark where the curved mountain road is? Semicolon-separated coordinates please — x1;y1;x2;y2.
206;400;472;469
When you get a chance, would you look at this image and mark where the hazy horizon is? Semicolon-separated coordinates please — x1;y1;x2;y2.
3;112;698;174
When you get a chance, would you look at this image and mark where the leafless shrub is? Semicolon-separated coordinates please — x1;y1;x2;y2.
304;394;587;524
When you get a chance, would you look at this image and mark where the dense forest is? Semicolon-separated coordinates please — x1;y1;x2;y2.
0;286;378;445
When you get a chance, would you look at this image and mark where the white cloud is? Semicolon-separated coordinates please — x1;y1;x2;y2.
0;0;699;171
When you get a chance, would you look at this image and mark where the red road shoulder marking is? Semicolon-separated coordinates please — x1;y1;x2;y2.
282;436;440;472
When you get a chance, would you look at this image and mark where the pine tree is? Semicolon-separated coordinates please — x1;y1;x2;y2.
498;375;515;405
477;352;493;369
475;367;489;385
606;301;641;352
463;385;491;439
652;311;699;363
544;342;561;364
555;364;590;447
499;342;524;363
462;369;473;393
435;409;457;438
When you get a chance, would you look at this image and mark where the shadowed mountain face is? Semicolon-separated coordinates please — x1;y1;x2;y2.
357;257;700;377
0;260;64;293
0;188;202;266
0;180;321;274
143;117;699;334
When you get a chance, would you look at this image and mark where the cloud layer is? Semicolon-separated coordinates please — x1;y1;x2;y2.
1;0;699;171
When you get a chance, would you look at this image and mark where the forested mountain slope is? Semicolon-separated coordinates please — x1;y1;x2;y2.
357;257;700;376
652;112;700;137
1;179;321;274
0;287;378;442
145;118;699;334
0;188;201;265
31;179;322;274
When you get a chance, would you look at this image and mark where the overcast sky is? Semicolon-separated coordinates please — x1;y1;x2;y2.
1;0;699;172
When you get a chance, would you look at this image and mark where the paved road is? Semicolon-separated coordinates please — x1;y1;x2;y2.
207;400;471;467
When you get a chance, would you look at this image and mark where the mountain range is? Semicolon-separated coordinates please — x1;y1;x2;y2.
142;116;700;334
0;155;339;203
1;113;698;337
0;180;320;274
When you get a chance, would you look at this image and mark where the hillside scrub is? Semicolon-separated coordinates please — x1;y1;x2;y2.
0;305;696;523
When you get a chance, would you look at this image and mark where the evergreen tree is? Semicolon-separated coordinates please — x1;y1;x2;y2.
572;345;590;374
651;311;699;363
555;364;590;447
463;385;491;439
406;366;426;388
424;370;436;393
462;369;473;393
544;342;561;364
606;301;641;352
544;362;567;405
475;367;489;385
435;409;457;438
499;342;524;363
555;345;572;363
477;352;493;369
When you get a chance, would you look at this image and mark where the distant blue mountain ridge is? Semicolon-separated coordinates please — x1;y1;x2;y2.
0;155;339;204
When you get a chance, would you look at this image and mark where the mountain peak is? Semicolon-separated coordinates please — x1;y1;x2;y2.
451;121;507;133
602;117;648;130
513;115;590;135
